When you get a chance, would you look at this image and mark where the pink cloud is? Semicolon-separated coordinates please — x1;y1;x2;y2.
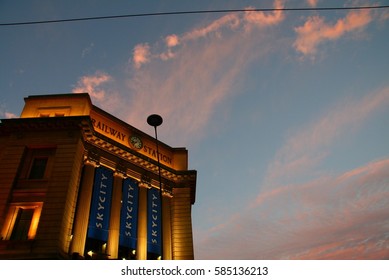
182;13;240;42
132;1;287;70
123;12;281;146
165;34;179;47
72;71;112;101
5;112;18;118
195;86;389;259
294;9;372;56
126;36;260;145
0;107;18;119
264;86;389;188
133;43;151;68
306;0;318;8
244;0;285;28
195;158;389;259
122;1;288;145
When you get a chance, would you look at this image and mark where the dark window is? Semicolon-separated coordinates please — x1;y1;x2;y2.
10;208;34;240
29;157;48;179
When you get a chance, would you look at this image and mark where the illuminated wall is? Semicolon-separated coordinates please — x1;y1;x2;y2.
0;93;196;260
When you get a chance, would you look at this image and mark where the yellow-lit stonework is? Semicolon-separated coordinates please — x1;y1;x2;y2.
0;93;196;260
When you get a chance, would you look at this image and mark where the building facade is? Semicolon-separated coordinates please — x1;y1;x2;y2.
0;93;197;260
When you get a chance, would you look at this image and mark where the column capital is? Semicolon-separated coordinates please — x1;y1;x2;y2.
162;191;173;198
84;148;100;166
83;157;97;167
113;171;125;178
138;181;151;189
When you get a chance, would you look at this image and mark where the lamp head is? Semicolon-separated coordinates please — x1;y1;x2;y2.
147;114;163;127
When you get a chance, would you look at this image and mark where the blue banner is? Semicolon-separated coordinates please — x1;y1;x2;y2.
88;166;113;241
147;187;162;255
119;178;139;249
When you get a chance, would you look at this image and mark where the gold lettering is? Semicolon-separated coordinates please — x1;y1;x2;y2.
91;118;127;143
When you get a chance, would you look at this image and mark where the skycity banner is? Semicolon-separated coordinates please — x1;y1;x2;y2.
147;187;162;255
88;166;113;241
119;177;139;249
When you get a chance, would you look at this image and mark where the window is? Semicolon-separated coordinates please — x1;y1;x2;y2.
0;204;43;241
10;208;34;240
17;147;56;181
28;157;48;179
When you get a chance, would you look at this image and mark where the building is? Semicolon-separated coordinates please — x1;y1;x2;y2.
0;93;197;260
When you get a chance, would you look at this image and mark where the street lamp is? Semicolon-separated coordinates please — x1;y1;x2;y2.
147;114;163;259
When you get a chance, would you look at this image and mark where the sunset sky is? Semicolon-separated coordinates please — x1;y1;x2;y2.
1;0;388;259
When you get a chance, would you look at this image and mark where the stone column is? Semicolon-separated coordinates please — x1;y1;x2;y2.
171;187;194;260
136;182;148;260
106;172;123;259
162;193;172;260
69;160;95;257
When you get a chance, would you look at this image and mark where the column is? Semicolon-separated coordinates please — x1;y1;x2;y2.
162;193;172;260
171;187;194;260
106;172;123;259
69;160;95;258
136;182;148;260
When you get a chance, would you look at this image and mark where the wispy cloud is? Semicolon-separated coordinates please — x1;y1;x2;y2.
4;112;18;118
0;103;18;119
132;43;151;69
244;0;285;28
123;0;286;145
294;8;372;57
306;0;318;8
196;157;389;259
0;111;18;119
72;71;113;102
126;32;263;145
69;1;287;145
195;87;389;259
81;42;94;58
263;86;389;188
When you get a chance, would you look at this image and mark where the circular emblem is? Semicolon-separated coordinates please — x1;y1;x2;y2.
130;135;143;149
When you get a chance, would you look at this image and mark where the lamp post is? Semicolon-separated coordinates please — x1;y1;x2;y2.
147;114;163;260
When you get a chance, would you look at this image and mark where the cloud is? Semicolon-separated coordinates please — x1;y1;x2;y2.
264;86;389;188
132;43;151;68
195;154;389;259
70;1;286;146
165;34;179;48
125;33;268;145
306;0;318;8
195;87;389;259
122;4;286;145
72;71;113;102
81;42;94;58
123;0;286;145
181;13;241;42
0;109;18;119
294;9;372;56
244;0;285;28
0;103;17;118
132;0;286;65
4;112;18;118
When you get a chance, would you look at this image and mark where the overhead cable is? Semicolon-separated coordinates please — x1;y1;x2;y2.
1;5;388;27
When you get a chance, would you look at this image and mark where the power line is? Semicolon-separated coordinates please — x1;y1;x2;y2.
1;5;388;27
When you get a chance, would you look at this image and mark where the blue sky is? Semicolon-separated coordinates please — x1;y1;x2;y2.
1;0;389;259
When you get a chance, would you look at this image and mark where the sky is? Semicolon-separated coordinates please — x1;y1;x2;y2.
1;0;389;259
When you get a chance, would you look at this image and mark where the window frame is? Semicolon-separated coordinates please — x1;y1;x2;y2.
1;203;43;241
18;147;56;181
